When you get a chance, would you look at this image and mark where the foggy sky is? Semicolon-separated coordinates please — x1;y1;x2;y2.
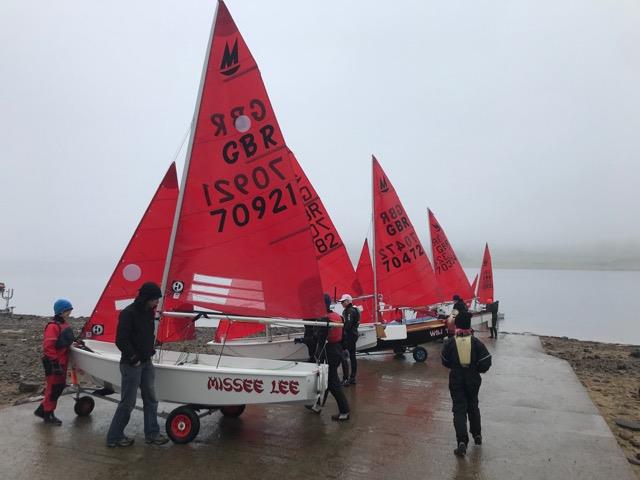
2;0;640;277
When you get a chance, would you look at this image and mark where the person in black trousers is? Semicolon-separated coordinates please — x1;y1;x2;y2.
305;294;350;421
488;300;499;338
338;293;360;386
441;311;492;456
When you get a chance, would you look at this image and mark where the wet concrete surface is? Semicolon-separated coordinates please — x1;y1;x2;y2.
0;333;635;480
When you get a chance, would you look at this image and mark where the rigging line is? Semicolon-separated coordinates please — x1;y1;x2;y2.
215;317;233;369
169;124;192;165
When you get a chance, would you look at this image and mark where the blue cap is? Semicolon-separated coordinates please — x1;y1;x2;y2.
53;299;73;315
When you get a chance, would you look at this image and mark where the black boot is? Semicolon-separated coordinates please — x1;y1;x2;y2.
43;412;62;426
454;442;467;457
34;404;45;419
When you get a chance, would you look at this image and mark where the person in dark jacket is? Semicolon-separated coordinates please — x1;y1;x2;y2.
106;282;169;447
441;310;492;457
305;294;350;421
488;299;499;338
452;294;468;316
34;299;76;425
338;293;360;386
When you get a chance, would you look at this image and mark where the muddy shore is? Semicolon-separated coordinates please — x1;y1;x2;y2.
1;313;639;475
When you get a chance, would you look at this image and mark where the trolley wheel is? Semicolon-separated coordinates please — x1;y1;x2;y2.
393;346;406;355
220;405;246;418
413;346;428;362
166;406;200;444
74;396;95;416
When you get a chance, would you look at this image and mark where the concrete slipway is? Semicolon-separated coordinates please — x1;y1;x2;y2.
0;333;634;480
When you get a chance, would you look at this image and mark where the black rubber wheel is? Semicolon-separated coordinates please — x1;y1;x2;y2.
220;405;246;418
393;346;406;355
74;396;95;416
413;346;428;362
166;406;200;444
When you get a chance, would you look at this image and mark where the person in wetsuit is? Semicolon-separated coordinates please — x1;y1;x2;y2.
441;310;492;457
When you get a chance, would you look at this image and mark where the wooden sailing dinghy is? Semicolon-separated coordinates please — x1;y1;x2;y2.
71;0;331;443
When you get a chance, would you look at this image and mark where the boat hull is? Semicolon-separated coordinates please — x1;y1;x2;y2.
208;324;378;361
71;340;327;406
363;319;447;352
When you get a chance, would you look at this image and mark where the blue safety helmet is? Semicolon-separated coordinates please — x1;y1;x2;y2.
53;299;73;315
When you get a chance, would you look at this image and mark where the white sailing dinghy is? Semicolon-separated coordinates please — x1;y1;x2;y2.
207;150;377;360
71;0;332;443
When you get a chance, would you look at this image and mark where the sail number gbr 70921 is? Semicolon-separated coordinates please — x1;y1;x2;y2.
202;156;297;233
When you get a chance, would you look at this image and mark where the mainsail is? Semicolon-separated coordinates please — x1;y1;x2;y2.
82;164;179;342
372;156;441;310
289;150;361;298
355;239;375;323
477;243;494;304
161;1;326;327
428;209;473;301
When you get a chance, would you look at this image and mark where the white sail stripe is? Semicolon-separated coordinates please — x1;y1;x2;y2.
191;283;265;301
193;274;232;286
193;273;262;291
190;293;265;311
191;284;230;296
114;298;135;311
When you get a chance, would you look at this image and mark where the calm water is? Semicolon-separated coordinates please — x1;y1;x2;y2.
2;262;639;345
488;268;640;345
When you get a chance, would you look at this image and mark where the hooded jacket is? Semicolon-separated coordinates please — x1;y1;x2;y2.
115;294;158;365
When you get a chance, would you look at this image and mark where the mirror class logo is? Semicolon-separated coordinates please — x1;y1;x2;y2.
379;176;389;193
220;39;240;76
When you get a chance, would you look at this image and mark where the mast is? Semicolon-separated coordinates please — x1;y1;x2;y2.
158;2;220;311
371;155;378;323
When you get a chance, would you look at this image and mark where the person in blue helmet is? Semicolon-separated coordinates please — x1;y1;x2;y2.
34;299;76;425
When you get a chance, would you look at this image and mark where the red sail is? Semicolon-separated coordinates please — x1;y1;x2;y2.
162;1;325;322
82;164;180;342
428;209;473;301
372;156;441;309
290;151;361;298
470;273;478;297
477;243;494;304
355;239;375;323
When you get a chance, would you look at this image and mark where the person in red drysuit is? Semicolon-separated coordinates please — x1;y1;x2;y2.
34;299;75;425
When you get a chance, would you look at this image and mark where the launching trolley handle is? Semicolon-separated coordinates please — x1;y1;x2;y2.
160;311;343;328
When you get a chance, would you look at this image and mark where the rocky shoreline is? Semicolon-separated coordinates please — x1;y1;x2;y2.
0;313;216;407
541;336;640;476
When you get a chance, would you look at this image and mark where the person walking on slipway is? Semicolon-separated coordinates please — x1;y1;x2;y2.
441;311;492;457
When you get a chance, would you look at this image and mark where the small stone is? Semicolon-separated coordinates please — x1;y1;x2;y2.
18;381;39;393
619;430;633;441
630;437;640;448
630;349;640;358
